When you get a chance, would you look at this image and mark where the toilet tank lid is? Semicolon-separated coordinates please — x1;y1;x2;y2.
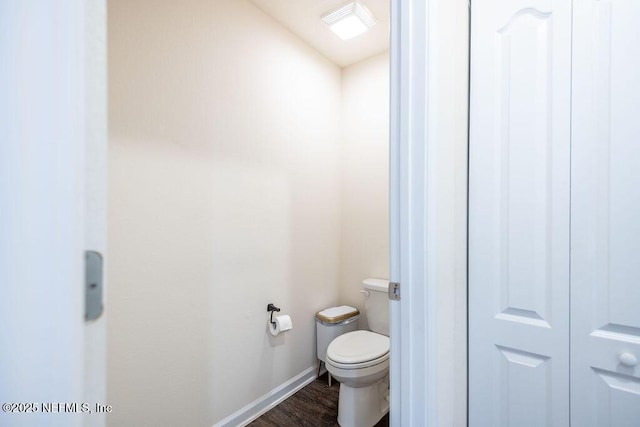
362;278;390;292
316;305;360;324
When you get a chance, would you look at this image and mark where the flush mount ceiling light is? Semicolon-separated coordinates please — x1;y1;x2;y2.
322;2;376;40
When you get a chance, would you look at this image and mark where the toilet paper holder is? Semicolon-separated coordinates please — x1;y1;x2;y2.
267;303;281;328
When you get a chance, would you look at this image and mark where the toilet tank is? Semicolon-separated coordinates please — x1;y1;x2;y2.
363;278;390;336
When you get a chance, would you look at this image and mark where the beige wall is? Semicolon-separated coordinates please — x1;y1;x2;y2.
339;53;390;326
107;0;344;425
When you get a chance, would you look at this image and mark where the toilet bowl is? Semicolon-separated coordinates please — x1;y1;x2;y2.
325;278;390;426
326;327;390;426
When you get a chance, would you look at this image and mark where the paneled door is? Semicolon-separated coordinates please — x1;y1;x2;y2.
571;0;640;425
468;0;572;425
471;0;640;425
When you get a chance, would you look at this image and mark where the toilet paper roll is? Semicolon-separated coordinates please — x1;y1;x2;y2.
269;315;293;336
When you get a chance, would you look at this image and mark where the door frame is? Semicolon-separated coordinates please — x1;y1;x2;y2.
2;0;468;425
389;0;469;425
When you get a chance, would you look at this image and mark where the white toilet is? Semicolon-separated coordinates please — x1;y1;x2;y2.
326;278;390;427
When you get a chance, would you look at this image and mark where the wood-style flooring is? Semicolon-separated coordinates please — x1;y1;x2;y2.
249;373;389;427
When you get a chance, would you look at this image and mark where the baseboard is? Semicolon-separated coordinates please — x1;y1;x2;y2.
212;366;317;427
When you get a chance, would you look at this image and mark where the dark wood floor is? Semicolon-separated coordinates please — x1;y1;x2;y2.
249;373;389;427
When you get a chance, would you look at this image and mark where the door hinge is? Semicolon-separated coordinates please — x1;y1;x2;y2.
85;250;104;321
389;282;401;301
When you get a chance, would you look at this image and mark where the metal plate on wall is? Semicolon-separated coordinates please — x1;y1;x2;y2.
85;250;103;321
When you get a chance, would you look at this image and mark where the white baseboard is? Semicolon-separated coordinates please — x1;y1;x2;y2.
212;366;318;427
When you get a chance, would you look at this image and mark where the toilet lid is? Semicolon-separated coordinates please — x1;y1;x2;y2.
316;305;360;324
326;330;389;364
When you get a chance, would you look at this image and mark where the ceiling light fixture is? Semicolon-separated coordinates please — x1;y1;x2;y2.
322;2;376;40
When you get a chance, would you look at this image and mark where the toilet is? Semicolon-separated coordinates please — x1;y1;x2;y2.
326;278;390;427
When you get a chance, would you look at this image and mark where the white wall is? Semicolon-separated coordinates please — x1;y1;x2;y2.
387;0;468;424
339;53;390;325
107;1;343;425
430;0;469;424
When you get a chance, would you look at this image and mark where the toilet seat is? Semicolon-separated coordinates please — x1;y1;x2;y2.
326;330;389;369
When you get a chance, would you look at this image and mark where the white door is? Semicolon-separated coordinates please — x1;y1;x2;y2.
468;0;572;425
0;2;107;426
571;0;640;425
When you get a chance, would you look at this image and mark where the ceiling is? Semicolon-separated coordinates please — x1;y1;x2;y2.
249;0;390;67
